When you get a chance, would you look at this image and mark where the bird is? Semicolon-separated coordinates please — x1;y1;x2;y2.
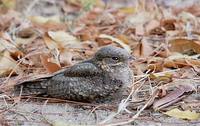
14;45;134;102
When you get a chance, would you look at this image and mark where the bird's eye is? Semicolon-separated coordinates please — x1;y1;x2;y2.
112;57;119;60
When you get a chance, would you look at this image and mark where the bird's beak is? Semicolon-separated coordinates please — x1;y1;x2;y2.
128;55;135;61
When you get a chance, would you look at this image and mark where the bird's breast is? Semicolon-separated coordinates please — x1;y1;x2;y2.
110;66;133;87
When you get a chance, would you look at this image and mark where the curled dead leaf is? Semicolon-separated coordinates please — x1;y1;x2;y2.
148;59;164;72
98;34;131;53
161;19;176;31
149;27;166;36
164;53;200;68
153;84;194;110
169;39;200;54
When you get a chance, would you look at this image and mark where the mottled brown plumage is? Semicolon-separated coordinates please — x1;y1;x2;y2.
14;45;134;102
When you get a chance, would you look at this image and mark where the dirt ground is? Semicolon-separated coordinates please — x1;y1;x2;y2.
1;100;199;126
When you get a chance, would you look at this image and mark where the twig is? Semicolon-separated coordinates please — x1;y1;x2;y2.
23;0;39;16
104;88;159;126
99;76;148;124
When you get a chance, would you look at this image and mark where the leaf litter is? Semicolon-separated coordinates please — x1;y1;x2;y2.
0;0;200;125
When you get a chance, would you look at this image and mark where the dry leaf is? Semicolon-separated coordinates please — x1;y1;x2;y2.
164;53;200;68
169;39;200;54
16;28;38;38
116;34;129;44
18;37;48;67
148;63;164;72
164;108;200;120
146;20;160;34
96;12;116;25
52;120;71;126
29;16;66;31
98;34;131;53
15;28;39;46
47;31;79;50
29;16;61;24
149;73;172;84
124;11;152;27
119;7;136;14
149;27;166;36
43;33;58;50
0;37;16;52
0;51;18;76
133;38;154;57
124;11;153;35
161;19;176;31
40;54;61;73
59;50;73;66
153;84;194;110
2;0;16;9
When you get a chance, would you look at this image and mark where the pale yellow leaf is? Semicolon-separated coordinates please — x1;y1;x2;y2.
53;121;70;126
0;51;18;76
29;16;61;24
48;31;79;48
164;108;200;120
2;0;16;9
119;7;136;14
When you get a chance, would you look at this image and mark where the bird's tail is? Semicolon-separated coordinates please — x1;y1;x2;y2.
14;81;48;96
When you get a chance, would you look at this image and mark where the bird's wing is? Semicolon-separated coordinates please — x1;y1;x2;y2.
64;62;100;77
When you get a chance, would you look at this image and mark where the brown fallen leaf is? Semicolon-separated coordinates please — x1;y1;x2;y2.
164;53;200;68
148;58;164;72
169;38;200;54
29;16;67;31
149;27;166;36
153;84;194;110
161;19;176;31
40;54;61;73
117;34;130;45
19;38;48;67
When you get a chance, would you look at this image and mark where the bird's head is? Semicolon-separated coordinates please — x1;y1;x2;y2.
93;45;134;69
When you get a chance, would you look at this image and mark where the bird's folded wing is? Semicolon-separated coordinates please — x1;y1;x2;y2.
64;62;100;77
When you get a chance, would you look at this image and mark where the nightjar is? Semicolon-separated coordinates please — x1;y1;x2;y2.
14;45;134;102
